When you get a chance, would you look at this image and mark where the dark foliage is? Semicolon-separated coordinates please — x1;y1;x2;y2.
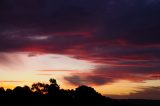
0;78;159;106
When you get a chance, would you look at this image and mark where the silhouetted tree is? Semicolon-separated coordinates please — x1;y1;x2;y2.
75;85;101;98
48;78;60;97
6;89;12;96
23;86;32;96
49;78;57;84
75;85;107;105
13;86;24;96
0;87;5;96
31;82;49;95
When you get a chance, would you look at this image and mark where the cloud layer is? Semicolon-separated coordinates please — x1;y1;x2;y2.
0;0;160;90
64;65;160;86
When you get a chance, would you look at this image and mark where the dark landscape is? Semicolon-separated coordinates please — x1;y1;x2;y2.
0;78;160;106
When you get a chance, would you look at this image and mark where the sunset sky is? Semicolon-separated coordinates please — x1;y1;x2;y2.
0;0;160;99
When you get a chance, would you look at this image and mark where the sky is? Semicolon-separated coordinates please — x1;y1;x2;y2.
0;0;160;99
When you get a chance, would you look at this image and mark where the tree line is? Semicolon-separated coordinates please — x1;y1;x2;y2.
0;78;109;106
0;78;159;106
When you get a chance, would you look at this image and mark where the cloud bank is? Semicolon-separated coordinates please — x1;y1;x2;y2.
0;0;160;95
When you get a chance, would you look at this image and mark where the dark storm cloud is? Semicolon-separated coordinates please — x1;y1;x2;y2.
1;0;160;57
0;0;160;87
64;75;85;86
64;65;160;86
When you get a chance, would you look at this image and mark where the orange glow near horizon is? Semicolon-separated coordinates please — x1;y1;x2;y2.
0;52;160;97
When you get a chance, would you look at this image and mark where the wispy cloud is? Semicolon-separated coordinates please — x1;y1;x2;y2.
0;80;23;83
36;74;52;76
38;70;75;72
